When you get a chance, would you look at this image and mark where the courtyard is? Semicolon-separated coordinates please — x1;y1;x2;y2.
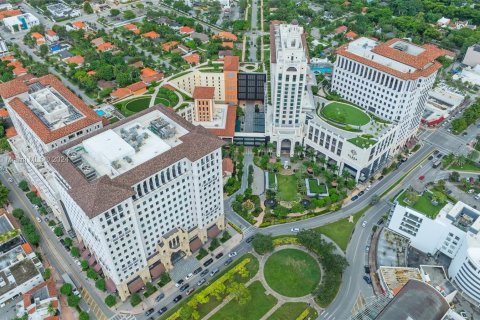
320;102;370;127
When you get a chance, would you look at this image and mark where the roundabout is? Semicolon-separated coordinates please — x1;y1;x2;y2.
264;248;321;297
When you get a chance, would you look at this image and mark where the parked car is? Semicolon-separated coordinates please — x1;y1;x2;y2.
155;293;165;302
200;269;209;277
228;251;237;257
246;236;254;243
365;245;370;253
203;258;214;267
157;307;168;315
224;258;233;266
36;217;41;223
215;252;224;259
185;273;193;280
358;191;365;197
186;287;195;295
362;221;367;228
351;195;359;201
363;275;372;284
179;284;189;292
173;295;182;303
428;155;434;160
197;278;206;286
193;267;203;275
290;227;300;233
175;279;184;288
210;268;219;277
364;266;370;274
378;175;384;180
145;308;154;316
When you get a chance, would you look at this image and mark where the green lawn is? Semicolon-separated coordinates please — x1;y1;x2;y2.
308;179;327;194
348;136;377;148
210;281;278;320
267;302;316;320
268;172;276;189
450;160;480;172
115;97;152;116
264;249;320;297
276;174;298;201
315;206;368;251
321;102;370;126
397;191;447;218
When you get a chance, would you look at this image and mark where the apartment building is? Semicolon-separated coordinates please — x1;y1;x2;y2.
46;106;225;300
332;37;452;150
0;75;103;226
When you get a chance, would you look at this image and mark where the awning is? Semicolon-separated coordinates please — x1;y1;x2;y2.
189;237;202;252
81;248;90;258
149;263;166;279
88;255;96;266
93;263;102;273
207;225;221;238
127;277;144;294
106;278;116;293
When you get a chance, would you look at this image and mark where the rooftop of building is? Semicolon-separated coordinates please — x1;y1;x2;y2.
396;189;449;219
193;86;215;99
0;258;40;296
191;104;237;138
420;265;457;298
223;55;239;71
378;266;422;294
270;21;309;64
0;214;13;235
46;105;225;218
0;75;102;144
23;278;57;309
336;37;452;80
376;279;450;320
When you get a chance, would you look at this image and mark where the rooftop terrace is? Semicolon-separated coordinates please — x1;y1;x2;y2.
397;190;448;219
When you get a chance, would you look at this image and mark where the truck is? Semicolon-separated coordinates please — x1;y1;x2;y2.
62;273;80;296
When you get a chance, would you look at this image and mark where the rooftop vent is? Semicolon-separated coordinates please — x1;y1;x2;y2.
393;42;408;52
80;162;96;180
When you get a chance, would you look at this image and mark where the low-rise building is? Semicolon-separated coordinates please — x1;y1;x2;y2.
16;278;60;319
45;30;59;43
462;44;480;67
422;86;465;126
3;13;39;33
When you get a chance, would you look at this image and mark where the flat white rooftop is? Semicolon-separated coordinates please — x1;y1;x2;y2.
345;37;417;74
192;103;228;129
67;109;189;178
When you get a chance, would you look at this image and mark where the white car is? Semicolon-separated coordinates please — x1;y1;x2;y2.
366;184;371;191
36;217;41;223
185;273;193;281
7;178;13;183
228;251;237;257
291;228;300;233
362;221;367;228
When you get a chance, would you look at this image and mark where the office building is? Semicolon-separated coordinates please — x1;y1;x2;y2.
46;106;226;300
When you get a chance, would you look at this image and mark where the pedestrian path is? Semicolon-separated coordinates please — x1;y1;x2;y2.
109;314;137;320
242;225;257;238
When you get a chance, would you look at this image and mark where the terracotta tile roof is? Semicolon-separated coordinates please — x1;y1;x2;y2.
12;66;27;76
141;67;158;77
0;9;21;20
179;26;194;34
72;21;86;29
222;157;234;173
335;25;348;34
133;29;140;34
46;105;226;218
207;105;236;138
183;53;200;65
216;31;237;41
0;55;14;61
162;41;178;51
63;55;84;65
193;86;215;99
46;29;56;36
5;127;16;138
0;108;8;117
126;81;147;92
223;55;239;71
23;278;57;309
124;23;138;30
21;242;33;254
91;37;104;47
142;31;160;39
345;31;357;39
110;87;131;99
31;32;44;40
87;70;96;76
222;41;234;48
162;84;176;91
141;68;164;83
336;39;449;80
96;42;114;52
0;75;102;143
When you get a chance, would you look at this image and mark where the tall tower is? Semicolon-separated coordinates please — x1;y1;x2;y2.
269;21;309;156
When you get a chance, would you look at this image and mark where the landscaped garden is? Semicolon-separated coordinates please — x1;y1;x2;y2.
308;178;327;195
267;302;316;320
276;174;298;201
115;96;152;116
320;102;370;127
264;248;321;297
155;87;180;107
397;189;447;219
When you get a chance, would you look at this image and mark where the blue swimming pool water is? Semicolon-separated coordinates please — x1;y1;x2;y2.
50;44;61;52
311;67;333;74
95;110;106;116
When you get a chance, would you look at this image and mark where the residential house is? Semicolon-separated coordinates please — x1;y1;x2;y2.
63;55;84;66
222;41;234;49
128;60;144;69
183;53;200;65
0;9;21;20
173;44;190;55
140;68;164;83
90;37;104;47
110;81;148;100
345;31;358;40
142;31;160;39
96;42;115;52
190;32;209;43
162;41;179;52
124;23;139;34
16;278;60;319
31;32;45;46
71;21;87;30
437;17;451;27
45;30;58;43
97;80;116;90
335;25;347;34
3;13;39;33
179;26;194;35
218;50;233;59
169;21;181;30
57;50;72;60
215;31;237;41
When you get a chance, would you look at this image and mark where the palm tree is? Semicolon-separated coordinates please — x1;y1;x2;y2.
318;156;327;168
294;144;305;158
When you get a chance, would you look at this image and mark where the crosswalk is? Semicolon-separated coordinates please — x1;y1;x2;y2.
80;287;108;320
242;225;257;238
109;314;137;320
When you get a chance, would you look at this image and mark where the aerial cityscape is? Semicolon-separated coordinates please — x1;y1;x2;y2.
0;0;479;319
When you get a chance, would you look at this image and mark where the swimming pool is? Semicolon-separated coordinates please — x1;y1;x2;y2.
50;44;61;52
95;109;106;116
311;66;333;74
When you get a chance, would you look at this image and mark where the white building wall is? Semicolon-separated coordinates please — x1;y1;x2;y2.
449;237;480;305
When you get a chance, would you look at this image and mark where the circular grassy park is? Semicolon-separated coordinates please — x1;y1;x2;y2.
264;248;321;297
320;102;370;126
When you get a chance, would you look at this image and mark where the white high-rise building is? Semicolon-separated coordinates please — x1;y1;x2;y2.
0;75;103;226
267;21;314;156
332;37;452;150
46;106;226;300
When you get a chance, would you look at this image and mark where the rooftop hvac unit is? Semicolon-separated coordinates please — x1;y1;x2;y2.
393;42;408;52
112;161;121;169
66;149;81;165
80;163;96;180
0;278;5;287
124;156;132;163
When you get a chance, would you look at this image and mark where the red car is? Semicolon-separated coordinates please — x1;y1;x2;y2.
419;175;425;181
